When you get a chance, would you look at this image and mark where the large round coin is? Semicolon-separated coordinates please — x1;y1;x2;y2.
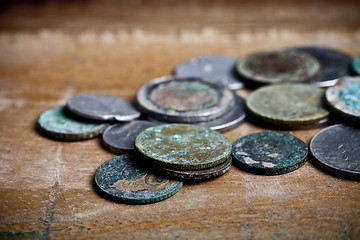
135;124;231;170
136;76;234;123
95;154;183;204
310;124;360;180
232;132;308;175
246;84;329;128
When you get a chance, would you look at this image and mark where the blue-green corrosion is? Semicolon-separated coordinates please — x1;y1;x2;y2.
341;83;360;110
352;55;360;75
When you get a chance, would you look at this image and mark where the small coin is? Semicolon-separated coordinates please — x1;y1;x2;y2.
135;124;231;170
37;106;108;140
95;154;183;204
102;120;158;152
236;50;320;85
174;55;244;90
67;94;141;121
136;76;235;123
352;55;360;75
310;124;360;180
246;83;329;128
232;131;308;175
325;76;360;122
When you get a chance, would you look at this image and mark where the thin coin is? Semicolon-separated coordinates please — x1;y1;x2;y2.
174;55;244;90
37;106;108;140
67;94;141;121
232;131;308;175
310;124;360;180
352;55;360;75
95;154;183;204
135;124;231;170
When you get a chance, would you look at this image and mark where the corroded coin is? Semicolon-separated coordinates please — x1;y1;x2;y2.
236;50;320;85
95;154;183;204
310;124;360;180
136;76;235;123
135;124;231;170
67;94;141;121
174;55;244;90
37;106;108;140
246;83;329;128
352;55;360;75
232;131;308;175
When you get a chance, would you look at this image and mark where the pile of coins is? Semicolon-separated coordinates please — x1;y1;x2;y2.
37;46;360;204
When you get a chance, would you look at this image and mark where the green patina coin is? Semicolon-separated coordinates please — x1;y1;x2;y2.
352;55;360;75
236;50;320;85
135;124;231;170
37;106;108;140
232;131;308;175
246;83;329;128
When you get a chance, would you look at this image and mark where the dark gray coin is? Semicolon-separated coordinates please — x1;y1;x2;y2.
102;120;158;152
67;94;141;121
174;55;244;90
310;124;360;180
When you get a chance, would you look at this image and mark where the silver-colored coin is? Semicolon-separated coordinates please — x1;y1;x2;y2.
67;94;141;121
174;55;244;90
102;120;158;152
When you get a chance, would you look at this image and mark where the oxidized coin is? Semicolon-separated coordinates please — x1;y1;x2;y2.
174;55;244;90
232;131;308;175
136;76;235;123
37;106;108;140
67;94;141;121
236;50;320;85
95;154;183;204
246;83;329;128
135;124;231;170
326;77;360;122
102;120;158;153
310;124;360;180
352;55;360;75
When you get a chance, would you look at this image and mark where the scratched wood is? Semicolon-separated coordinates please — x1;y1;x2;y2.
0;1;360;239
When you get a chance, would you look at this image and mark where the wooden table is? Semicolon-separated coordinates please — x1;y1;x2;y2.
0;1;359;239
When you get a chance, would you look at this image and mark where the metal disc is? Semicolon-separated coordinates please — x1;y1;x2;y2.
352;55;360;75
95;154;183;204
310;124;360;180
232;131;308;175
174;55;244;90
66;94;141;121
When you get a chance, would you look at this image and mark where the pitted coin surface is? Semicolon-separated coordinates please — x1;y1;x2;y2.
352;55;360;75
232;131;308;175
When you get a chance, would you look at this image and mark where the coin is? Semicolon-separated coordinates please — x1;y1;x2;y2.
95;154;183;204
352;55;360;75
174;55;244;90
136;76;235;123
102;120;158;153
135;124;231;170
246;83;329;128
67;94;141;121
236;50;320;85
310;124;360;180
232;131;308;175
37;106;108;140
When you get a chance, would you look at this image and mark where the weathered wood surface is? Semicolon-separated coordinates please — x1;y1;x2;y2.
0;1;359;239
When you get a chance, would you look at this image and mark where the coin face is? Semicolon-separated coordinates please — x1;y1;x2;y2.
352;55;360;75
67;94;141;121
136;76;235;123
310;124;360;180
174;55;244;90
232;131;308;175
95;154;183;204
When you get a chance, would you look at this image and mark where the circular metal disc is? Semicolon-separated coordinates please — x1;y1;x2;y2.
352;55;360;75
310;124;360;180
135;124;231;170
232;131;308;175
136;76;235;123
174;55;244;90
67;94;141;121
95;154;183;204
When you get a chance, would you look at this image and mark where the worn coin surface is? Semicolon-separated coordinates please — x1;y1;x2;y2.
37;106;108;140
174;55;244;90
135;124;231;170
67;94;141;121
232;131;308;175
352;55;360;75
310;124;360;180
95;154;183;204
